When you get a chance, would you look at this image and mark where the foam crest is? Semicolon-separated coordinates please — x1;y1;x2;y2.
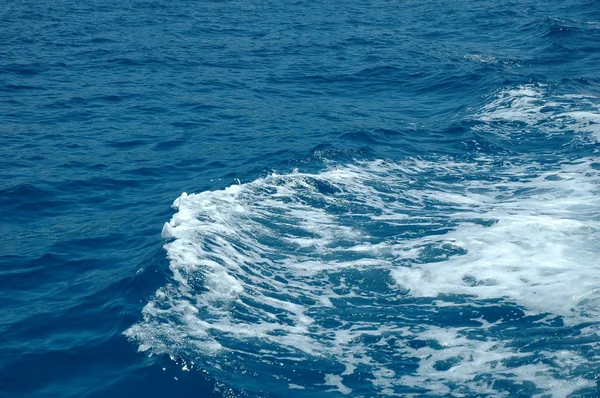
477;84;600;141
126;86;600;396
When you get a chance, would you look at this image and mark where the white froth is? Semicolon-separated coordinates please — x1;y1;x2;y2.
324;374;352;395
392;212;600;320
126;85;600;397
477;84;600;141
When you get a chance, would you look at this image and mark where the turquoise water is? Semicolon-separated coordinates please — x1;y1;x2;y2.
1;0;599;396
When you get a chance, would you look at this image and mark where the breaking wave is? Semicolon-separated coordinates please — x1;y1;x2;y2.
126;85;600;397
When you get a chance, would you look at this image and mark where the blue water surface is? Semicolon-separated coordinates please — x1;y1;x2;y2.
1;0;600;397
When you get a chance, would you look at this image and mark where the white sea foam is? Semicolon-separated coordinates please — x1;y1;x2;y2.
126;86;600;396
476;84;600;141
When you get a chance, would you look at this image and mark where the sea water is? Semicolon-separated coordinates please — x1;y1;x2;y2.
1;0;599;397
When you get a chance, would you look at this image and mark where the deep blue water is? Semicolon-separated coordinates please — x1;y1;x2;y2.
2;0;600;396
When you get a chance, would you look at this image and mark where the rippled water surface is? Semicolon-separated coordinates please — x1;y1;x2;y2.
1;0;600;397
